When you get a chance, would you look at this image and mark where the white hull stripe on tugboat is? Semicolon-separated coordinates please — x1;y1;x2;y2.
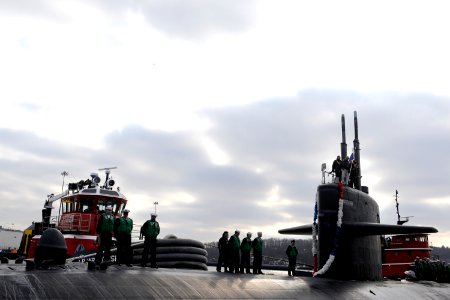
63;234;97;240
31;235;97;240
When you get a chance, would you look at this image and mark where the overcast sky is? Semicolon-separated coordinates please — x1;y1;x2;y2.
1;0;449;247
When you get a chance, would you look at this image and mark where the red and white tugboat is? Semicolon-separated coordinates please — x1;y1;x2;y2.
20;167;127;259
381;190;432;278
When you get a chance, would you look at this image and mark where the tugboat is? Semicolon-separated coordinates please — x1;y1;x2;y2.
17;167;209;271
381;190;433;278
19;167;126;259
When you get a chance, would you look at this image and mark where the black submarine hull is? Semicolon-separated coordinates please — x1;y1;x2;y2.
1;263;449;299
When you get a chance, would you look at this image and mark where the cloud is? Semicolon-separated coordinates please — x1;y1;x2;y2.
129;0;256;39
0;0;256;41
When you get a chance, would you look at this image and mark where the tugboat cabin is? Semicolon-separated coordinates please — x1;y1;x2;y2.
58;186;126;234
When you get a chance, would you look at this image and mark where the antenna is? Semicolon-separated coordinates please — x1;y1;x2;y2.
61;171;69;192
395;190;400;223
395;190;410;225
98;167;118;172
98;167;118;189
340;114;347;159
353;111;361;190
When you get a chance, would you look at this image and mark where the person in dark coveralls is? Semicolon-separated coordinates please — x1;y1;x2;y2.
113;209;133;267
95;205;114;266
240;232;252;273
227;230;241;273
332;155;342;183
252;231;264;274
216;231;229;272
140;212;160;268
286;240;298;276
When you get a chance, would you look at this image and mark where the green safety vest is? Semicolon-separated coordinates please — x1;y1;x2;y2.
241;238;252;251
145;221;160;238
117;217;133;234
100;213;114;233
231;235;240;250
253;237;263;252
289;246;298;257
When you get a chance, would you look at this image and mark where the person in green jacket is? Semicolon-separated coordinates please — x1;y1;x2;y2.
240;232;252;273
95;205;114;266
227;230;241;273
252;231;264;274
140;213;160;268
286;240;298;276
114;209;133;267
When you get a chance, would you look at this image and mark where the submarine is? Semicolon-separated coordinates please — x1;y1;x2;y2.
1;112;449;299
279;111;438;280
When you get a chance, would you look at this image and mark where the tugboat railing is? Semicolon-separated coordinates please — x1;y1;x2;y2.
58;213;92;232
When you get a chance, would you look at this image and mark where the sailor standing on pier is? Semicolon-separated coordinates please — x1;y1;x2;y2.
240;232;252;274
114;209;133;267
216;231;229;272
140;213;160;268
95;205;114;266
227;230;241;273
286;240;298;276
252;232;264;274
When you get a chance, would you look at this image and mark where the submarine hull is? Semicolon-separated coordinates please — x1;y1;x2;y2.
1;263;449;299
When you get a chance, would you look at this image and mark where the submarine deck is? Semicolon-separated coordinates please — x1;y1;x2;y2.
1;263;449;299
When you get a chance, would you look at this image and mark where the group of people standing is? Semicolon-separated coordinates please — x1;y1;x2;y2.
331;155;359;187
216;231;299;276
94;206;160;269
216;230;264;274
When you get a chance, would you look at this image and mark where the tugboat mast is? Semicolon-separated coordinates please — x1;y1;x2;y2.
395;190;411;225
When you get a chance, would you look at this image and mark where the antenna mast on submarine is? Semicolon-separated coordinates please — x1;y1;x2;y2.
341;114;347;159
353;111;362;190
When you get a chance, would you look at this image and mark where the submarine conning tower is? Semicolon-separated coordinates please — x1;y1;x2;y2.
316;184;382;280
279;111;438;281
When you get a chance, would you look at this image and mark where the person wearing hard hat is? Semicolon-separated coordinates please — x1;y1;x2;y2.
95;205;114;266
240;232;252;273
114;209;133;267
140;212;160;268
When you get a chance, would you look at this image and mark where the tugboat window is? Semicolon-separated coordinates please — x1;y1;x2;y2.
80;198;93;212
97;200;116;214
62;199;74;213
